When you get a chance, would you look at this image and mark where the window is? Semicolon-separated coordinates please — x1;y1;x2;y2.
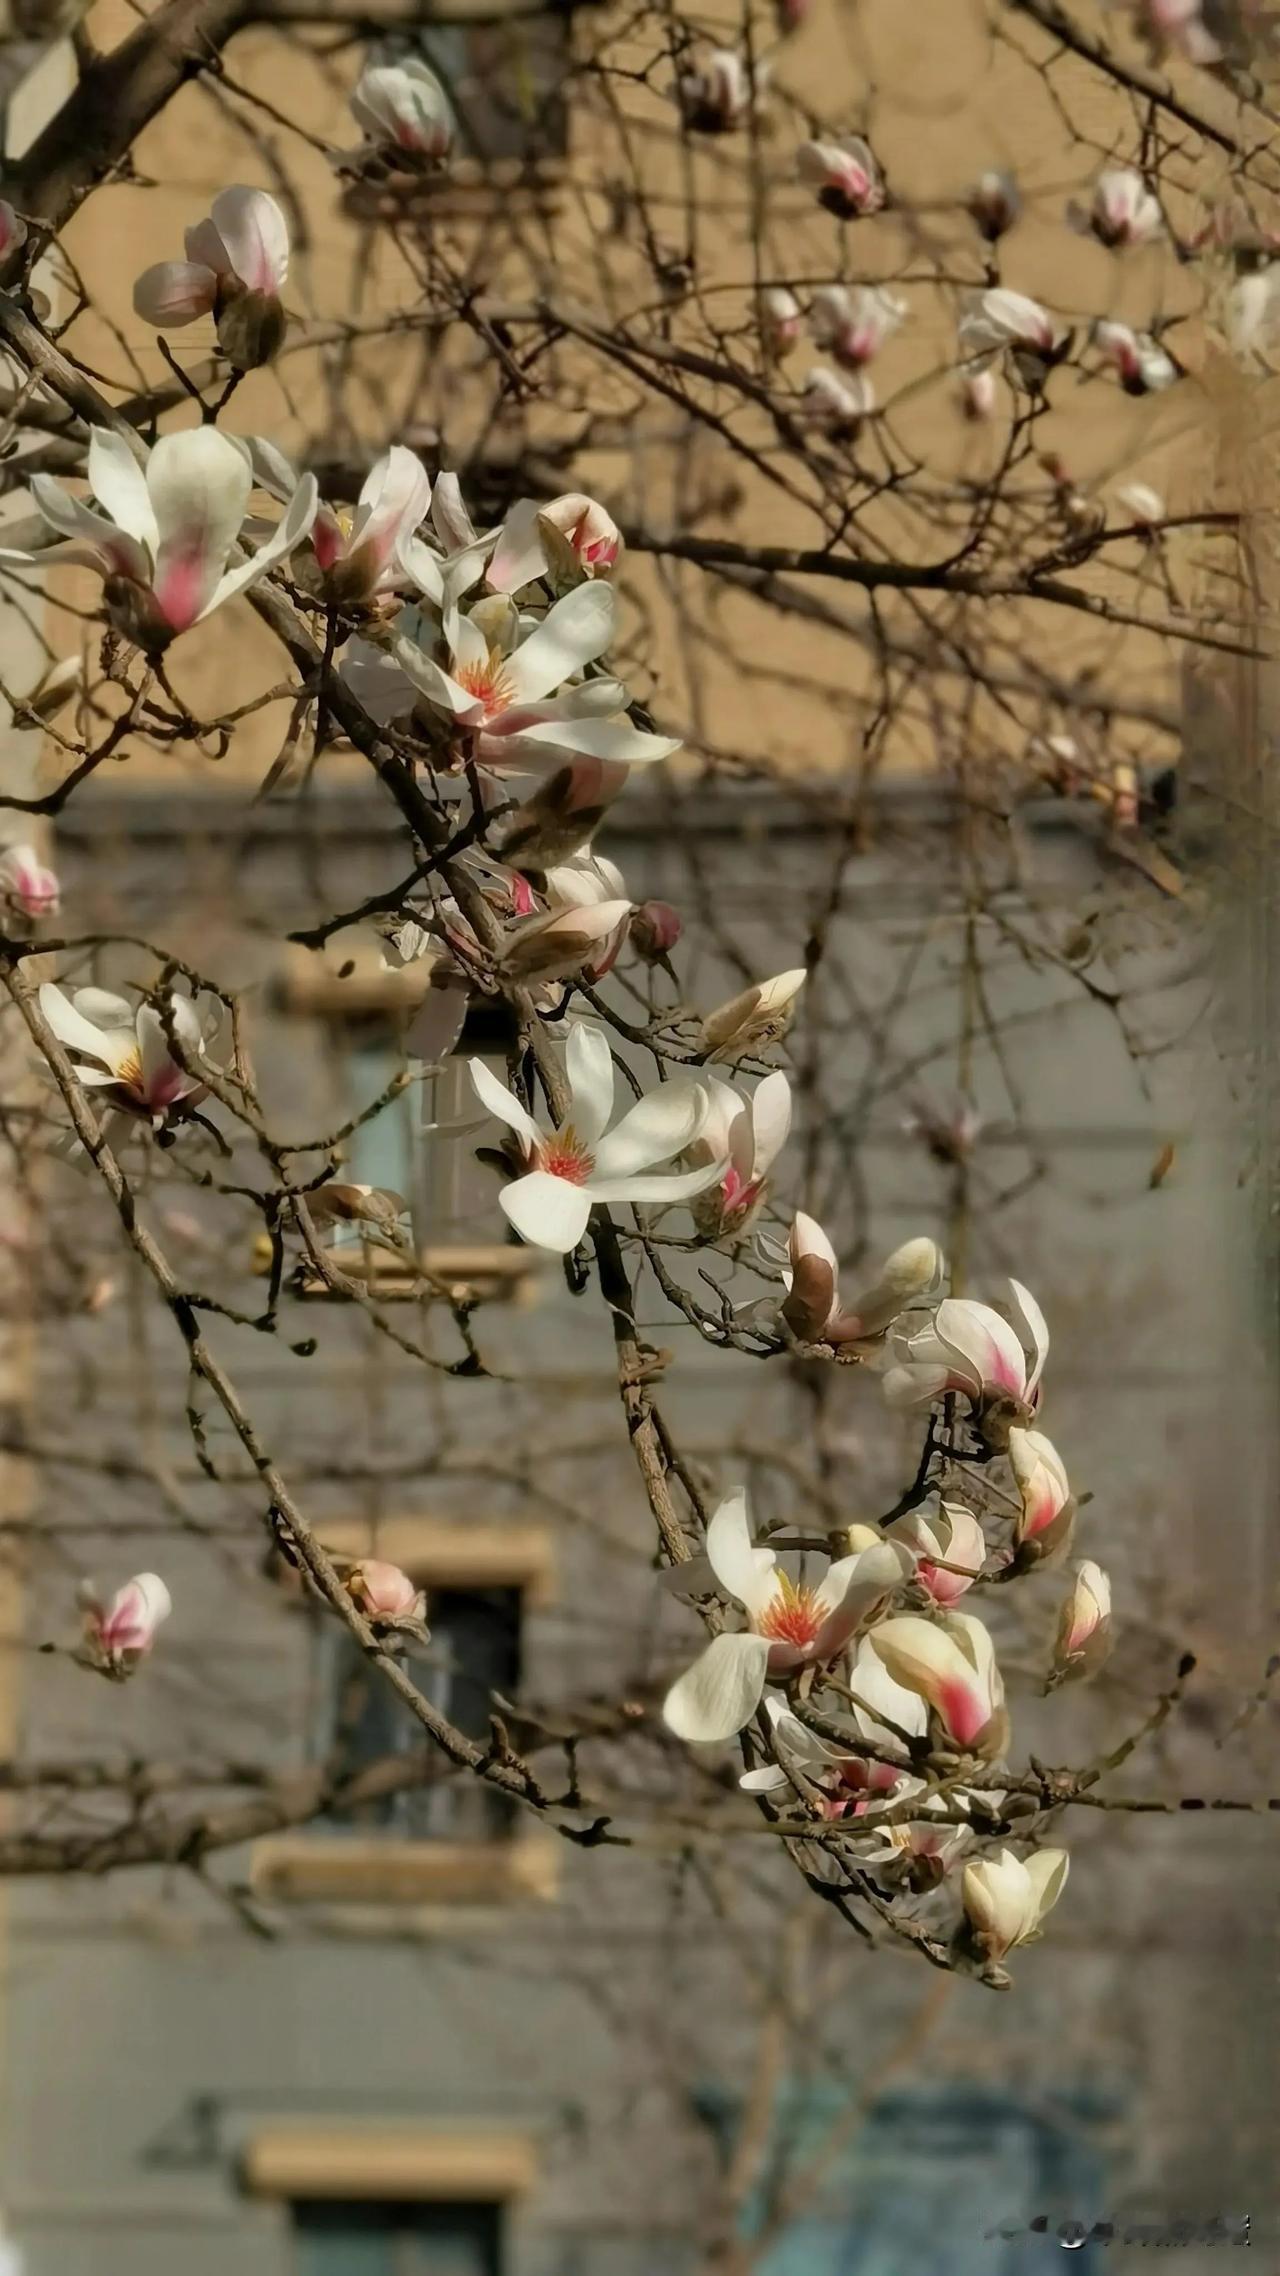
291;2197;502;2276
317;1584;523;1845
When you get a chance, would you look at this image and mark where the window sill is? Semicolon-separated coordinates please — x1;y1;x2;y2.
294;1242;543;1306
249;1834;559;1908
317;1517;555;1604
242;2123;537;2200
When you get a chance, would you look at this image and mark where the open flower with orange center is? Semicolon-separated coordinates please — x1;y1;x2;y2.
39;982;217;1131
468;1019;724;1253
662;1490;910;1745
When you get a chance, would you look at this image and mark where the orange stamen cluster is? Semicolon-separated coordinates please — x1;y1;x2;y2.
536;1126;595;1186
454;651;515;719
755;1569;824;1650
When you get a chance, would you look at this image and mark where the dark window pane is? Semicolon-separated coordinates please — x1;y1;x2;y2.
292;2198;502;2276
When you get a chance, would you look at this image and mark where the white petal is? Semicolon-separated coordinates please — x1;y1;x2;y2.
38;983;124;1072
487;717;682;769
147;428;254;631
502;582;616;705
27;479;149;581
662;1632;771;1743
486;497;548;595
131;259;218;329
430;471;479;551
347;447;431;575
204;473;319;618
1008;1277;1049;1396
585;1162;725;1205
88;430;160;556
392;633;484;722
499;1169;592;1252
564;1020;616;1148
704;1489;776;1616
209;186;289;294
72;987;135;1027
591;1078;711;1180
749;1069;792;1179
468;1057;541;1152
397;532;445;606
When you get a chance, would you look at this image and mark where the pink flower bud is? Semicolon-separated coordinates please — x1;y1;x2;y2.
82;1573;171;1676
796;136;884;219
346;1558;424;1621
0;844;59;919
967;170;1021;242
1050;1561;1112;1686
630;900;682;959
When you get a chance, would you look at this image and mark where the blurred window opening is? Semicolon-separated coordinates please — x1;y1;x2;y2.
291;2196;502;2275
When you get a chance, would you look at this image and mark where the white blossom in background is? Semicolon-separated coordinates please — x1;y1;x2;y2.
961;1847;1069;1962
1091;319;1177;393
700;967;806;1057
132;186;290;369
779;1217;943;1348
1131;0;1220;65
1222;265;1280;362
759;285;804;358
391;586;682;773
2;427;317;652
687;1069;792;1237
1115;481;1166;529
882;1279;1048;1426
796;134;884;218
1050;1560;1113;1686
1073;167;1163;249
958;289;1069;387
967;169;1021;242
487;493;622;595
350;55;454;161
800;365;874;431
78;1573;171;1678
468;1019;722;1252
809;284;906;368
1008;1425;1075;1563
890;1500;986;1605
675;48;761;133
662;1490;909;1744
39;982;217;1129
959;363;999;420
0;843;58;919
869;1610;1008;1757
250;438;430;605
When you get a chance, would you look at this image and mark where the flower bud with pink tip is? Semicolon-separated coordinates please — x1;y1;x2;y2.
796;134;884;219
1092;320;1177;395
883;1279;1048;1446
782;1218;944;1349
1007;1425;1074;1567
499;897;633;985
1049;1560;1112;1687
133;186;290;370
630;900;682;961
869;1610;1008;1759
961;1845;1068;1962
1076;168;1163;250
967;169;1021;242
689;1070;792;1239
351;56;454;162
345;1558;425;1623
701;967;806;1059
801;366;874;435
676;48;760;133
891;1501;986;1606
80;1573;171;1678
0;844;59;920
809;284;906;368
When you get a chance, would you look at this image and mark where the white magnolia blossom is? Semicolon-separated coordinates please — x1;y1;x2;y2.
688;1069;792;1237
809;284;906;367
1115;481;1165;529
1222;266;1280;362
39;982;216;1128
961;1846;1069;1961
759;285;804;358
890;1500;986;1606
869;1609;1007;1757
1077;167;1163;249
1092;319;1177;393
739;1689;908;1806
1051;1560;1112;1685
675;47;760;132
801;364;874;432
469;1019;722;1252
391;586;682;774
957;289;1068;379
662;1490;910;1744
796;134;884;218
0;842;58;918
780;1217;943;1348
132;186;289;368
701;967;806;1057
80;1572;172;1677
882;1280;1048;1419
488;494;622;595
251;438;431;604
1008;1425;1074;1558
3;427;317;651
1132;0;1220;64
351;55;454;161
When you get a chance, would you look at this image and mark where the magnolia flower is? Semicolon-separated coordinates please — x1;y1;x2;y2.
961;1846;1068;1961
0;842;58;918
968;169;1021;241
759;285;804;358
469;1019;721;1252
487;494;622;596
1133;0;1220;64
869;1610;1008;1758
809;284;906;368
891;1501;986;1606
688;1070;791;1238
1115;481;1165;529
132;186;289;369
1077;167;1163;249
701;967;805;1058
675;48;759;132
796;134;884;218
250;438;430;606
1092;320;1177;393
345;1558;426;1622
4;427;317;653
882;1280;1048;1435
662;1491;909;1744
80;1573;171;1677
958;289;1069;386
630;900;682;960
959;364;999;420
351;55;454;161
739;1692;908;1805
800;366;874;433
392;586;681;773
781;1218;943;1348
1008;1425;1074;1562
1222;266;1280;361
498;896;632;985
1050;1560;1112;1686
39;981;214;1128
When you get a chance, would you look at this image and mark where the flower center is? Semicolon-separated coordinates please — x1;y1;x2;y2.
755;1570;824;1651
454;650;516;720
534;1125;596;1186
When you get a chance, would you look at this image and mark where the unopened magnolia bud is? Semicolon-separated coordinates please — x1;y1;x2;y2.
968;169;1021;242
345;1558;425;1622
1049;1561;1112;1688
630;900;682;960
80;1573;172;1678
702;967;805;1058
961;1846;1068;1962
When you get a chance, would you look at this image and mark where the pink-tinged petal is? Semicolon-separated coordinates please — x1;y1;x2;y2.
703;1489;777;1617
499;1168;593;1252
184;217;233;277
662;1631;772;1742
132;260;218;329
209;186;289;295
812;1541;909;1657
345;446;432;583
936;1674;990;1747
147;428;252;631
932;1297;1027;1399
